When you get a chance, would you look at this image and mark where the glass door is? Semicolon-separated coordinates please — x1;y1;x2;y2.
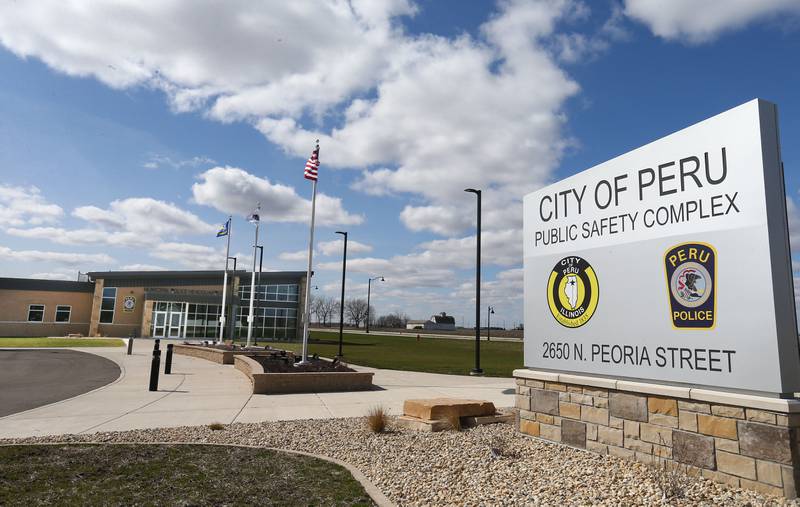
167;307;183;338
153;311;167;338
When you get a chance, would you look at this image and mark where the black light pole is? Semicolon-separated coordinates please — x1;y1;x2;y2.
487;306;495;342
366;276;384;333
335;231;348;357
465;188;483;376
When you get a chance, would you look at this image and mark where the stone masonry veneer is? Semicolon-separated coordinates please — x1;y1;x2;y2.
514;370;800;499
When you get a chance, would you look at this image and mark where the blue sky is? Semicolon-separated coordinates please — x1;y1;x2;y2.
1;0;799;327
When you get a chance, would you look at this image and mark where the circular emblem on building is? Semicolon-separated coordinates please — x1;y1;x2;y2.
546;256;599;328
669;261;712;308
123;295;136;312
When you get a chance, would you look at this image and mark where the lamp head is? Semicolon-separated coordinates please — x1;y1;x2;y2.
335;230;347;236
464;188;480;194
380;276;385;282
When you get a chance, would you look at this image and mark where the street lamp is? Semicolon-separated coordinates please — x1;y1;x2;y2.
487;306;495;342
335;231;348;357
465;188;483;376
366;276;384;333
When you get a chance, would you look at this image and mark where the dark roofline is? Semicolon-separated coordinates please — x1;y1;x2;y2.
0;277;95;293
88;270;307;281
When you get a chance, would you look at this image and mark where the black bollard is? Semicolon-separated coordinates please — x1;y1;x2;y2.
154;338;161;351
127;336;134;355
149;349;161;391
164;344;174;374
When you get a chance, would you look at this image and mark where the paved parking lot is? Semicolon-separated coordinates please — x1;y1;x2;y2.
0;349;120;417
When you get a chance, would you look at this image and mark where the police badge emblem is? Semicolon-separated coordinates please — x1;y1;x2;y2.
546;256;599;328
664;242;716;329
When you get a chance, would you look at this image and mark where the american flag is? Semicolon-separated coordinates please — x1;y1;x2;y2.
304;142;319;181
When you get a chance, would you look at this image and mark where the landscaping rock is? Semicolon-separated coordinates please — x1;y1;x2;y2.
2;419;793;506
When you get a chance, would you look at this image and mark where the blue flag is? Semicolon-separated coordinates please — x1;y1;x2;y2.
217;219;229;237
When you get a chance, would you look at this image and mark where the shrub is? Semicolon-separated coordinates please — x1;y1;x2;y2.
366;406;388;433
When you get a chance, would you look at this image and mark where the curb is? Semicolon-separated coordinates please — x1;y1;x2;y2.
1;440;395;507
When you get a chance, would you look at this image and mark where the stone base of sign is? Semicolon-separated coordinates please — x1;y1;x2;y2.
513;369;800;498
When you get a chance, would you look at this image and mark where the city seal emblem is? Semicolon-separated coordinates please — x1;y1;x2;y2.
664;242;716;329
122;295;136;312
546;256;599;328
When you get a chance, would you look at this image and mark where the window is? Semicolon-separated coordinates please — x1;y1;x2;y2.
100;287;116;323
27;304;45;322
238;284;300;303
181;303;221;339
234;306;297;340
55;305;71;323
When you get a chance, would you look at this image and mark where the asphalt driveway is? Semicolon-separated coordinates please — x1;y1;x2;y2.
0;349;121;417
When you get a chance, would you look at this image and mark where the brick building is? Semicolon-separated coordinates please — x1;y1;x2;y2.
0;270;308;340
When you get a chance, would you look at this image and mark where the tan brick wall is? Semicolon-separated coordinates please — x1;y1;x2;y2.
0;289;92;337
515;376;800;498
88;279;104;336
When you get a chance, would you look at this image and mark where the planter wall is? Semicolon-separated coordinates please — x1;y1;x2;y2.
235;355;374;394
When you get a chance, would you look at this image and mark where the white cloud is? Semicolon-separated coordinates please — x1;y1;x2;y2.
143;154;216;170
28;272;75;281
75;198;215;236
0;246;113;266
6;197;216;248
278;250;307;262
119;263;166;271
0;0;590;314
0;184;63;227
192;166;363;226
149;242;221;270
399;205;473;236
279;238;371;263
317;239;372;256
624;0;800;43
6;226;146;247
0;0;415;116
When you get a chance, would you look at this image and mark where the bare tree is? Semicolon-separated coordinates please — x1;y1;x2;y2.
376;312;409;328
318;296;339;327
345;298;369;328
309;294;323;325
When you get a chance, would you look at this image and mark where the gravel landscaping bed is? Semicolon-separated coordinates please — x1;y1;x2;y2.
2;418;794;506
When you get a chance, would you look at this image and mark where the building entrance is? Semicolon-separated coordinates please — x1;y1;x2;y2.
151;302;185;338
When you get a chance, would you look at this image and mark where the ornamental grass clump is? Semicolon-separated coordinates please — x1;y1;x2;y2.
208;422;225;431
366;406;388;433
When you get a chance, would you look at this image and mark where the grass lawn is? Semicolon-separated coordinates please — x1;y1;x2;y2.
0;444;374;506
253;331;523;377
0;338;124;348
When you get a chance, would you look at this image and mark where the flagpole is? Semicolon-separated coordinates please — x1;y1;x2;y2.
301;178;317;364
218;217;231;343
246;216;259;348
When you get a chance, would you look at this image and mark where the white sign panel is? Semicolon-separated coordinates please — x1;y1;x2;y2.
523;99;799;395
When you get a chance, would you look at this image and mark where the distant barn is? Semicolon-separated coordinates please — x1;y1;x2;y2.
405;312;456;331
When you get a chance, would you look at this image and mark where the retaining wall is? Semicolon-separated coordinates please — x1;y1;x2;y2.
235;355;374;394
173;344;234;364
514;369;800;498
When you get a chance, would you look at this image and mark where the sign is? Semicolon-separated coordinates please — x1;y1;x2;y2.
523;99;799;394
122;295;136;312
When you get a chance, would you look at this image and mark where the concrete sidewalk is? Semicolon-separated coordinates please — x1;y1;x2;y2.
0;340;515;439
